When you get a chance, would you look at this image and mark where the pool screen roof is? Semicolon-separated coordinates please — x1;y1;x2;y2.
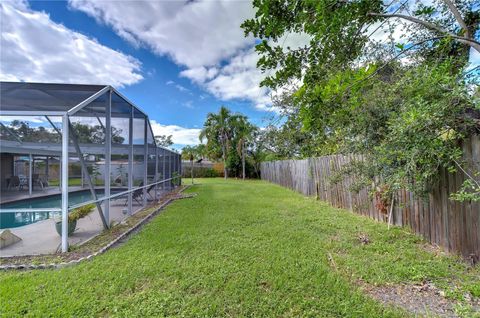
0;82;110;113
0;81;176;155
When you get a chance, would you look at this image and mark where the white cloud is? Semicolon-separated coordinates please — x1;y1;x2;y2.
175;84;189;93
203;49;271;110
165;80;190;93
0;1;143;87
181;34;310;111
68;0;312;111
149;120;201;146
366;18;412;45
469;48;480;68
179;67;219;84
178;48;273;110
68;0;255;68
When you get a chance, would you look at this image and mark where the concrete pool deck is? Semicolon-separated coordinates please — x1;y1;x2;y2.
0;189;171;257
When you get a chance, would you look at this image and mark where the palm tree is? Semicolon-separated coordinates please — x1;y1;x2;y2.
200;106;233;179
181;145;197;184
233;116;253;180
195;144;207;160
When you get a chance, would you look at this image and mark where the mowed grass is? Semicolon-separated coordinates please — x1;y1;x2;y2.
1;179;479;317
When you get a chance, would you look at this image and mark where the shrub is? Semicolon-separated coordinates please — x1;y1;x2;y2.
182;167;220;178
68;204;96;222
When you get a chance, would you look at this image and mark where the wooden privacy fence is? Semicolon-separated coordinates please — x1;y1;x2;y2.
260;136;480;259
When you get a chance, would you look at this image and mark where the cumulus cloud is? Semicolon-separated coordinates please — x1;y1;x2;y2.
181;34;311;111
68;0;255;68
67;0;287;111
178;48;273;110
68;0;313;111
0;1;143;87
179;67;219;84
202;49;272;110
150;120;201;146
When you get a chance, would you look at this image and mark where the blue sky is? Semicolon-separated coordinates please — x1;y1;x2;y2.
26;1;269;126
1;0;275;149
1;0;479;150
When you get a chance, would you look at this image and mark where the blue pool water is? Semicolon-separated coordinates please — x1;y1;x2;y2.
0;190;121;229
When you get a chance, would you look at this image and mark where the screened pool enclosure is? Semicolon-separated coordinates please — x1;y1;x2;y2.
0;82;181;254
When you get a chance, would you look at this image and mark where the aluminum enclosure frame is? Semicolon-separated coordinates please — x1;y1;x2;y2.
0;82;181;252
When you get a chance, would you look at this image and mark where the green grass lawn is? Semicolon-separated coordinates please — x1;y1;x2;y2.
49;178;84;187
1;179;478;317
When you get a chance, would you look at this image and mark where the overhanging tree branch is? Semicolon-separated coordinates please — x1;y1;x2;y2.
442;0;470;38
336;37;445;101
367;12;480;53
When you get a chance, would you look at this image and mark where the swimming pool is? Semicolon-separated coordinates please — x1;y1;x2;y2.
0;190;122;229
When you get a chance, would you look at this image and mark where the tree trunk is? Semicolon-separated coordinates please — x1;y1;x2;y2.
190;159;194;185
367;12;480;53
222;144;227;179
242;140;245;180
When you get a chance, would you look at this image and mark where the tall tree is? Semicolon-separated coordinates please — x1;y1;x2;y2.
242;0;479;92
181;145;198;184
195;144;207;160
242;0;479;198
233;115;254;180
200;106;235;179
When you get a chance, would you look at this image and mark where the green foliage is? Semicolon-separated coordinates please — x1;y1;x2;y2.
1;180;478;317
182;145;214;182
49;178;83;187
87;164;101;185
200;106;261;178
1;120;124;144
172;171;181;186
203;168;219;178
242;0;480;200
450;178;480;202
181;145;197;161
68;204;95;223
70;164;82;176
368;62;476;196
200;106;234;165
1;120;60;142
225;146;241;173
182;167;219;178
263;59;478;198
155;134;173;148
243;0;479;90
242;0;383;90
181;144;208;163
71;122;124;144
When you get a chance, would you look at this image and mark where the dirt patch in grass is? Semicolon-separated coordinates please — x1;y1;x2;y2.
0;186;188;267
325;233;480;317
361;280;480;317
